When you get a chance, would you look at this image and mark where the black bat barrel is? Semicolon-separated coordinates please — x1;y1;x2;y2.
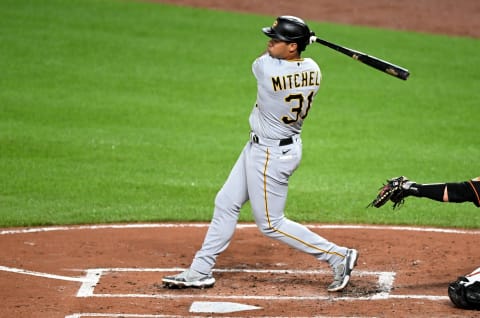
314;37;410;80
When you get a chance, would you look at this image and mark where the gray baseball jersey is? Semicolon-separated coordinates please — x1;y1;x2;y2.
249;53;321;140
189;53;349;276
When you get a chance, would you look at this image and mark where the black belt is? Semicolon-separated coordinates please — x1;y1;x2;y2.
251;133;294;146
279;137;293;146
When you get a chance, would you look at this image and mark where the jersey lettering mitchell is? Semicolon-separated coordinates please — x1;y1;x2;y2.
271;70;320;91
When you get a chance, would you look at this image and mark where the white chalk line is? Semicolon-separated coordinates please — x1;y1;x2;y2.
65;314;372;318
72;267;448;302
90;267;391;275
82;293;449;301
74;267;395;298
0;265;91;283
3;265;444;302
77;267;395;300
1;223;479;235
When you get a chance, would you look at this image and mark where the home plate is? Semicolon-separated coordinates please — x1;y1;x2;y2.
189;301;262;313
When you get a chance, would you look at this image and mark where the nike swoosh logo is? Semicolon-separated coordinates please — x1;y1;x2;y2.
282;149;291;155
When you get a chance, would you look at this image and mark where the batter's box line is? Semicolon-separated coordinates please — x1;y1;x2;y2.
0;265;445;302
76;267;396;300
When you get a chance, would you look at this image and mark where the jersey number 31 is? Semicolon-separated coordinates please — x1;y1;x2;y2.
281;91;315;124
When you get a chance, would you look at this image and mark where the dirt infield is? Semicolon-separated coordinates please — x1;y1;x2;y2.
1;223;479;317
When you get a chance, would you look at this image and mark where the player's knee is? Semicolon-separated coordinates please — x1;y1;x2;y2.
256;225;275;236
255;217;283;236
214;191;241;215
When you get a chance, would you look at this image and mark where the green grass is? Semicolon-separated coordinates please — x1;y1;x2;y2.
1;0;479;228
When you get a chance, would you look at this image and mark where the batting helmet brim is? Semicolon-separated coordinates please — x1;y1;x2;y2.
262;27;290;42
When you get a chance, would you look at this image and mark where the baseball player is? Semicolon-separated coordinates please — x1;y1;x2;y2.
369;176;480;309
449;266;480;310
162;16;358;292
369;176;480;209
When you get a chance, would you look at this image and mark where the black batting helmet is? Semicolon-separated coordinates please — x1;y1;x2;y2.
448;276;480;310
262;16;312;52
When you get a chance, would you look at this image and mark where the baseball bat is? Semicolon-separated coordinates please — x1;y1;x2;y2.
312;36;410;80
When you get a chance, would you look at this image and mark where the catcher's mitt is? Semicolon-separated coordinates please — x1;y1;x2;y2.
368;176;411;209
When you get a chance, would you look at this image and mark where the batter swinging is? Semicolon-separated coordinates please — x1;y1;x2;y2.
163;16;358;292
